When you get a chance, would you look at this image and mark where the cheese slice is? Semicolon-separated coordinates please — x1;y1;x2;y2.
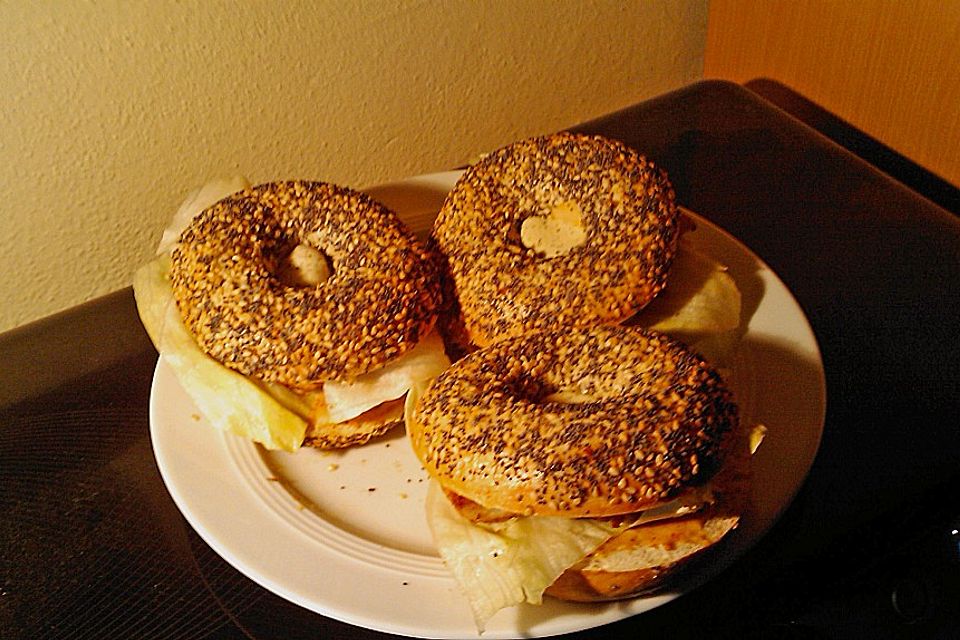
323;330;450;423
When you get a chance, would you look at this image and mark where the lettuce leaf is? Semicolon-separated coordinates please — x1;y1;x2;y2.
133;256;307;451
425;480;617;631
629;240;742;364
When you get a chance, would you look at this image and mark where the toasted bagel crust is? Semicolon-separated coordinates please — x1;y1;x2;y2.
547;413;756;601
170;181;442;389
303;398;404;449
431;132;679;347
545;508;739;602
409;325;738;518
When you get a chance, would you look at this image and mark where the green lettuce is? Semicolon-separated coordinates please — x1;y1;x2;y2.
629;240;743;364
133;256;307;451
425;480;618;630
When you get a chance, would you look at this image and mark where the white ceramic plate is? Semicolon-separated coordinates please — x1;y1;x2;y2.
150;171;826;639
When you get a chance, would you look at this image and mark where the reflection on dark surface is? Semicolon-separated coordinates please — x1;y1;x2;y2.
0;405;250;638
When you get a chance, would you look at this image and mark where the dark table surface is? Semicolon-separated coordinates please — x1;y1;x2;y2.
2;80;958;639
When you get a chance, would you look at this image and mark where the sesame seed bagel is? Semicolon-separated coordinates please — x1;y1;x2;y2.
408;325;738;519
431;132;679;348
170;180;442;390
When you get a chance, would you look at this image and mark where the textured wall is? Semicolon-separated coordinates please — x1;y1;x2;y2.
1;0;708;332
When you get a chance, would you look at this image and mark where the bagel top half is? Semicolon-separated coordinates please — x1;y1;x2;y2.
408;325;738;519
431;132;679;348
169;180;443;391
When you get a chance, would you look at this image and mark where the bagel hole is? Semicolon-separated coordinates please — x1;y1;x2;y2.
537;370;635;405
521;379;596;405
541;388;596;404
277;243;333;287
519;200;587;258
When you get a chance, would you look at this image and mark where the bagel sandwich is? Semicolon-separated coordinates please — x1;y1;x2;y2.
134;177;450;451
430;133;745;365
406;325;762;628
432;132;680;353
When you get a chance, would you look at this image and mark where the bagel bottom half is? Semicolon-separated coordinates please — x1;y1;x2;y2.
543;510;739;602
543;432;752;603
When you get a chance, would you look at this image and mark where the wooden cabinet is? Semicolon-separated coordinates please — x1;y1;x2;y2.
704;0;960;188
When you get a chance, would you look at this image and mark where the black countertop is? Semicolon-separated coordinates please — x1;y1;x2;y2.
3;80;958;639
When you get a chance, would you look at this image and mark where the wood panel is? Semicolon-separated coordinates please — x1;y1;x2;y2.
704;0;960;188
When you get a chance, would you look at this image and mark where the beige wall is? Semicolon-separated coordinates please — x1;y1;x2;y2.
705;0;960;189
0;0;708;332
